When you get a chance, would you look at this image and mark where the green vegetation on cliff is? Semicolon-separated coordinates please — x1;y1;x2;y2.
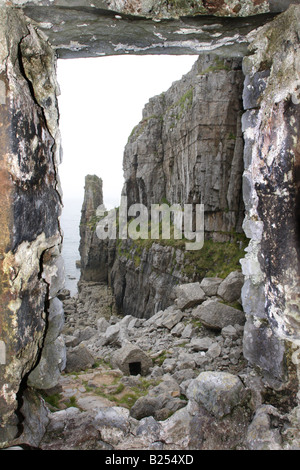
116;224;248;280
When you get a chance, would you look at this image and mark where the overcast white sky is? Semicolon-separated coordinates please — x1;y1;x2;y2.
57;55;198;209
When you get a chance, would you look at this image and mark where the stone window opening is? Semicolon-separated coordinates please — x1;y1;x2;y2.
1;3;300;450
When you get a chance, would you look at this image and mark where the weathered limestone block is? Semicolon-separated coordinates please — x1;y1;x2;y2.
175;282;206;310
217;270;244;303
27;298;66;389
200;277;223;296
245;405;285;450
111;342;152;376
159;374;250;449
193;299;245;330
65;344;95;373
186;371;248;418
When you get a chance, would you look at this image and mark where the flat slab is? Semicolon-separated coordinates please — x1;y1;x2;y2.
20;5;278;58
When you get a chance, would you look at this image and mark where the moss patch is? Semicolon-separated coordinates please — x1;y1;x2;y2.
117;225;247;281
183;232;248;280
199;57;232;75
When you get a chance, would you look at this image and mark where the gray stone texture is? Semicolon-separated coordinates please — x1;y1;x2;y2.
111;342;152;376
243;318;287;382
186;371;248;418
217;271;244;303
193;299;245;330
65;344;95;373
200;277;223;297
175;283;206;310
20;2;281;59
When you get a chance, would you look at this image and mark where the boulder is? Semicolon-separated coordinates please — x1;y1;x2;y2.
193;299;245;330
245;405;284;450
75;326;97;344
64;335;79;348
200;277;223;296
130;396;162;420
170;322;185;337
206;343;222;359
65;344;95;373
172;369;197;385
40;407;112;450
221;325;239;339
217;271;244;303
148;376;181;398
28;336;66;390
160;307;185;330
145;306;184;330
97;317;110;333
181;323;196;339
187;371;248;419
189;337;213;352
162;358;177;374
175;283;206;310
135;416;161;441
102;323;128;346
130;391;186;421
111;342;152;376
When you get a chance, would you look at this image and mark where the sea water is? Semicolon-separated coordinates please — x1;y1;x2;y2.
60;198;82;297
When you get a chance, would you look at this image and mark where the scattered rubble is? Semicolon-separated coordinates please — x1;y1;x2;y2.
35;273;297;450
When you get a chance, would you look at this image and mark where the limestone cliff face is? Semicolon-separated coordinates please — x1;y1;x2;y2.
79;55;246;319
123;55;244;239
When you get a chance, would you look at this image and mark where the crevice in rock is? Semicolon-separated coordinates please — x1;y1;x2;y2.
14;373;29;440
13;248;52;443
17;38;40;109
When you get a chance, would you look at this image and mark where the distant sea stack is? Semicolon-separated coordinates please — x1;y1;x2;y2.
79;175;116;283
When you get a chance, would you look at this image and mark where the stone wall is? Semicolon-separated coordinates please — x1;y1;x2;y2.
0;7;64;448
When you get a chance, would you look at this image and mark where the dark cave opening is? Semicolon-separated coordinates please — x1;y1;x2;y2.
129;362;142;376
